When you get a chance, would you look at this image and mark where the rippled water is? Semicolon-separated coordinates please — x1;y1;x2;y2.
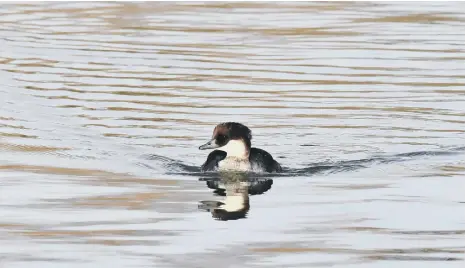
1;2;465;267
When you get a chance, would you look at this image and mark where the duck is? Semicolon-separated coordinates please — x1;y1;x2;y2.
199;122;282;173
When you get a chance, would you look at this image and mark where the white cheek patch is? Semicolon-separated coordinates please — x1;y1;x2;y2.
218;139;248;158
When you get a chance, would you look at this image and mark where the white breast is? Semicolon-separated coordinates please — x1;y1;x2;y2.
218;157;251;172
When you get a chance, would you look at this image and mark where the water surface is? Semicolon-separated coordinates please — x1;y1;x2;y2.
1;2;465;267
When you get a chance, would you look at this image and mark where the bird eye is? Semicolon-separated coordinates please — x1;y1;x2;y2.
216;134;226;144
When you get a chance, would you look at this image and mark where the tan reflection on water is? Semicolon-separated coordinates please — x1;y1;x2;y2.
1;1;465;267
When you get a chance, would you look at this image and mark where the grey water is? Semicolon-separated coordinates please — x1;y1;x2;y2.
1;2;465;268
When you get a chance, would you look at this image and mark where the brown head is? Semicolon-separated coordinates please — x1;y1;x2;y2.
199;122;252;157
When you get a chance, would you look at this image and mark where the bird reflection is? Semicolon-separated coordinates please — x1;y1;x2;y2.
198;172;273;221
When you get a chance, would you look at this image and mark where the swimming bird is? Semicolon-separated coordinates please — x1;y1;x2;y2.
199;122;282;173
